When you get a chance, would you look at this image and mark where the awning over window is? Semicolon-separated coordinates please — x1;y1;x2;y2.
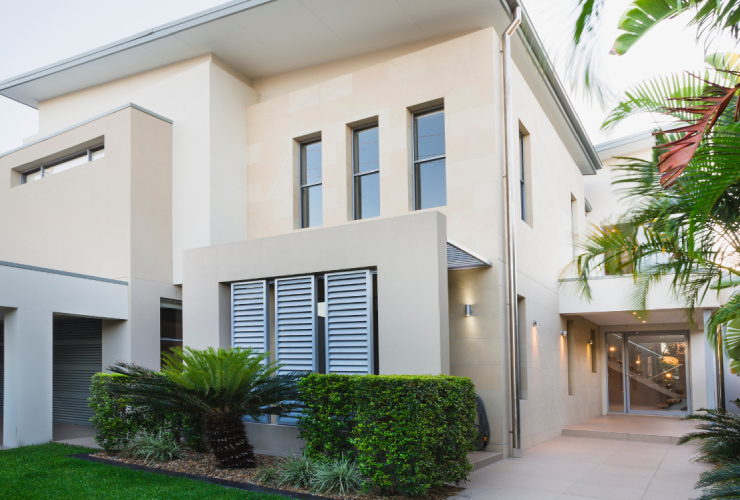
447;239;492;270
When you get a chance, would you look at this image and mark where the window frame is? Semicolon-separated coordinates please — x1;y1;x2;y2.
519;132;527;222
299;138;323;228
412;105;446;211
20;144;105;185
352;123;380;220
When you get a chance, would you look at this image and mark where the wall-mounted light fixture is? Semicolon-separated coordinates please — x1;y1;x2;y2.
560;330;568;337
609;346;615;352
588;340;594;345
533;320;541;327
465;305;473;317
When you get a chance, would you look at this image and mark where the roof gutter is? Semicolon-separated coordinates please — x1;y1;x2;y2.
499;0;601;174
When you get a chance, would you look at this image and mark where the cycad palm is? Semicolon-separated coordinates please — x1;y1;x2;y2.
107;346;303;469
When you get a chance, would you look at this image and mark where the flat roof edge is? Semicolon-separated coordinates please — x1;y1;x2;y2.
0;0;276;99
501;0;601;174
0;103;172;159
595;130;655;152
0;260;128;285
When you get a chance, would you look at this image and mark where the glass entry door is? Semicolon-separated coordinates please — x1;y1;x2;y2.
606;331;690;416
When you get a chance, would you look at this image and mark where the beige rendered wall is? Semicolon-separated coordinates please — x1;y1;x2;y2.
584;147;653;231
0;107;172;282
34;55;260;283
0;106;178;370
182;211;449;376
241;28;596;454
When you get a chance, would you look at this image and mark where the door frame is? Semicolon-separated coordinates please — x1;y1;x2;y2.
606;329;692;417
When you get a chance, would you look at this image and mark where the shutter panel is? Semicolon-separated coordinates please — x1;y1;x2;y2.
231;280;269;353
325;270;374;375
275;275;317;425
232;280;270;423
53;317;102;426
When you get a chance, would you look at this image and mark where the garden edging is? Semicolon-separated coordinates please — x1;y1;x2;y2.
69;453;330;500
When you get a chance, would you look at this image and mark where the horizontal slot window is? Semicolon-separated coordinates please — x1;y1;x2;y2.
21;144;105;185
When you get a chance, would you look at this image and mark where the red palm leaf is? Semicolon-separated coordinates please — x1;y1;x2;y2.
654;73;740;188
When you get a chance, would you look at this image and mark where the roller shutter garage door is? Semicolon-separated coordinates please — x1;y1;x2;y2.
53;317;102;426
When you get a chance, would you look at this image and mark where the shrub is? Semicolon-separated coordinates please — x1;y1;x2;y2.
121;430;183;463
353;375;476;496
310;455;364;495
89;373;140;451
296;374;477;497
89;373;202;452
278;454;315;489
297;374;357;460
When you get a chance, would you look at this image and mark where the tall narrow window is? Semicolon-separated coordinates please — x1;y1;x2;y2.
353;124;380;219
571;196;578;257
160;299;183;367
517;297;528;400
567;320;575;395
413;107;446;210
300;139;323;228
519;132;526;221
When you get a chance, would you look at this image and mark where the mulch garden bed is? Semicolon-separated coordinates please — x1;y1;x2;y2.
83;450;464;500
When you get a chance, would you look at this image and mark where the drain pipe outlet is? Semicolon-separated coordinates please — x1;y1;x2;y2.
502;5;522;459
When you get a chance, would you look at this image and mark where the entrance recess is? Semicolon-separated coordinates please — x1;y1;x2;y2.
606;331;690;416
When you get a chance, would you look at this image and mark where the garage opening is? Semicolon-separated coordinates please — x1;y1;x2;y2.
53;316;102;426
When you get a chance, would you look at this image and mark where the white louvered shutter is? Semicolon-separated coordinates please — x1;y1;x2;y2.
324;270;374;375
231;281;270;353
275;275;318;425
275;275;318;373
232;280;271;424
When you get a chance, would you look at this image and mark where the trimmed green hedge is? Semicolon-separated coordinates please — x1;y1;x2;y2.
297;374;476;496
89;373;205;452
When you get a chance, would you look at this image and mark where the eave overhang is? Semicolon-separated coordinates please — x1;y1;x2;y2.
0;0;600;175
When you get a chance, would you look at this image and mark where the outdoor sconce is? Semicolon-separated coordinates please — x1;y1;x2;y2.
560;330;567;337
465;305;473;317
533;320;541;327
589;340;594;345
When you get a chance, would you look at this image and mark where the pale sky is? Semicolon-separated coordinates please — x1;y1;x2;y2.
0;0;736;153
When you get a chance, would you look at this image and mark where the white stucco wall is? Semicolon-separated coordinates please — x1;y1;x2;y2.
33;56;259;284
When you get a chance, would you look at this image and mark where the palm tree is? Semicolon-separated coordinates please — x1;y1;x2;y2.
567;0;740;104
562;63;740;366
107;347;303;469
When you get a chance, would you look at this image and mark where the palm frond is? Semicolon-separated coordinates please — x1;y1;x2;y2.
613;0;695;56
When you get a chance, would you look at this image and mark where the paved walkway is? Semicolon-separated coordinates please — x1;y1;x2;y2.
563;414;699;444
456;436;711;500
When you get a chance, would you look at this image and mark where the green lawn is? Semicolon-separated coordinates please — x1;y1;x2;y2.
0;443;289;500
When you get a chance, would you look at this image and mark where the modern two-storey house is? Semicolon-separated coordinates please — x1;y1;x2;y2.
0;0;730;456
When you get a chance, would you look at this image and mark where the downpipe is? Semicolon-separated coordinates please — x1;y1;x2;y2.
502;5;522;458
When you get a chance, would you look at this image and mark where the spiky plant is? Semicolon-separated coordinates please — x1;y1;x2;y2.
278;454;316;489
121;430;183;463
310;455;365;495
679;400;740;464
694;461;740;500
107;347;303;469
